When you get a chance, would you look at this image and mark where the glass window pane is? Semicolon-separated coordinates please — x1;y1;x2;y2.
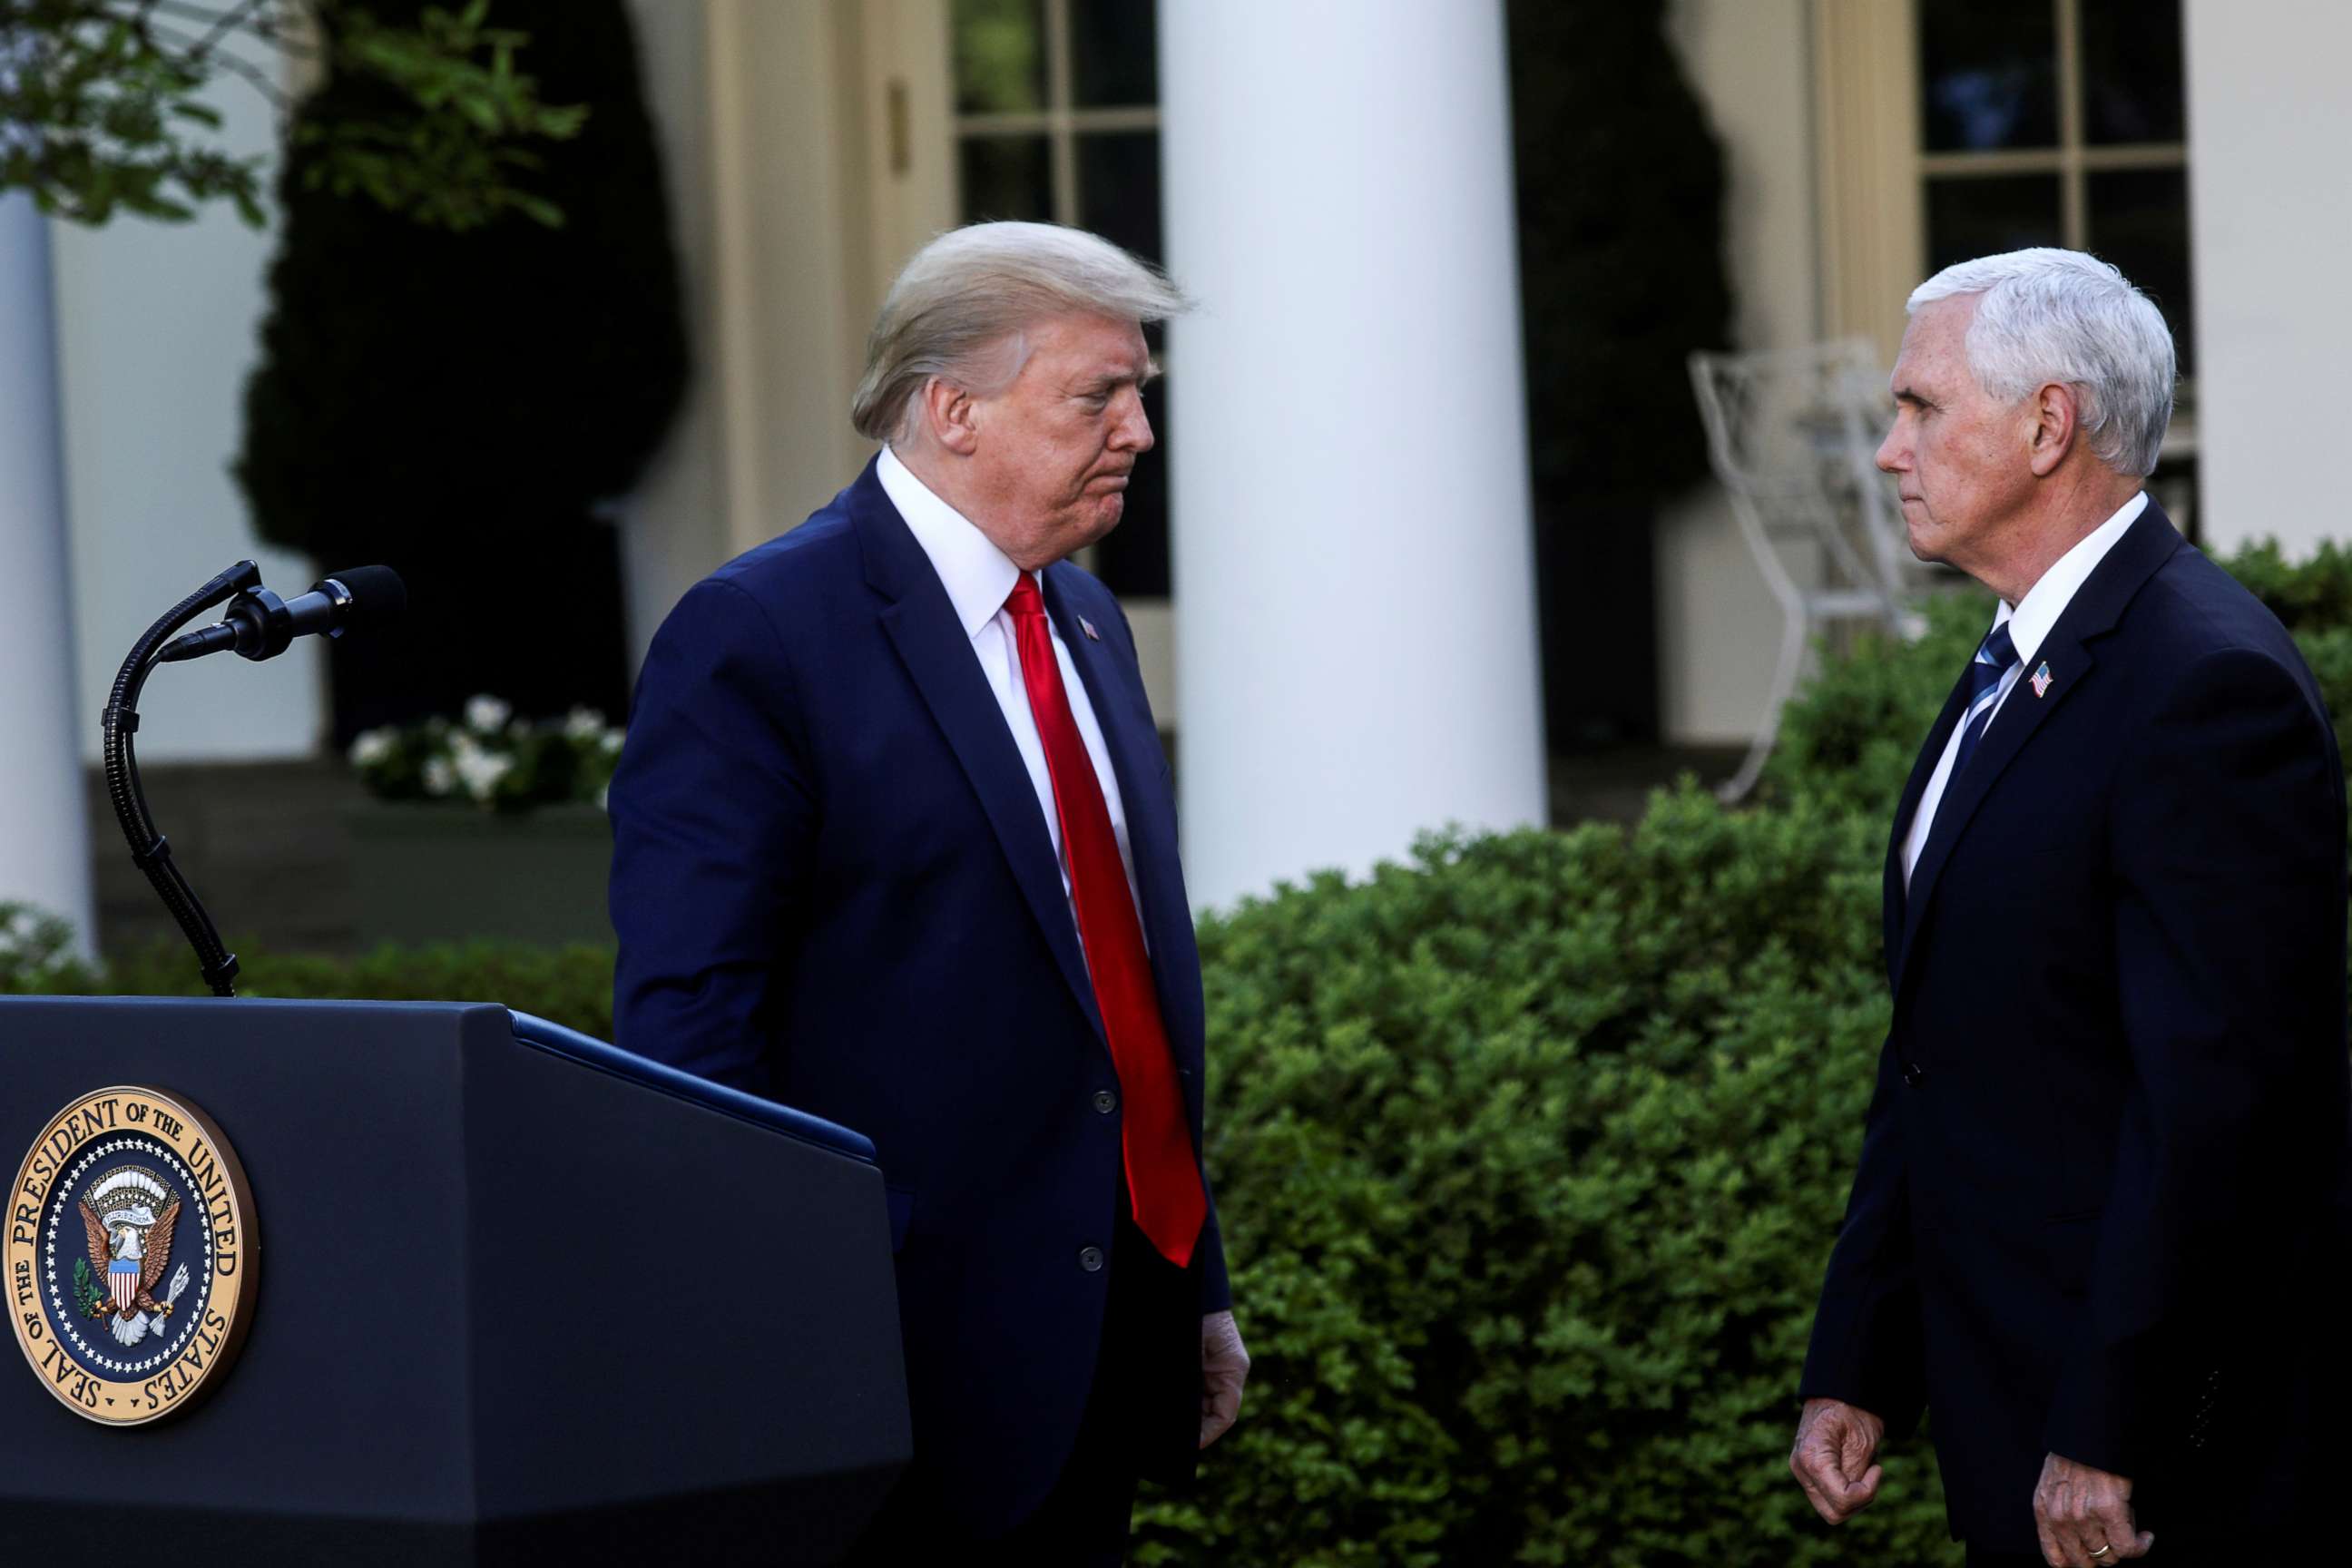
959;135;1054;223
953;0;1046;115
1926;174;2063;274
2089;168;2194;376
1093;377;1170;596
2080;0;2185;144
1072;0;1158;109
1076;132;1162;267
1918;0;2059;152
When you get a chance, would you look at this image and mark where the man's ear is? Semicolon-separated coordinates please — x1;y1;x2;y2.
2026;381;2081;477
918;376;981;457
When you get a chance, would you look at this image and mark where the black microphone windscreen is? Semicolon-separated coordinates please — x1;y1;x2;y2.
326;565;407;621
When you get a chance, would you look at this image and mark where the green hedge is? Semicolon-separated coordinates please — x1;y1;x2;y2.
11;533;2348;1565
1134;799;1947;1566
4;926;614;1038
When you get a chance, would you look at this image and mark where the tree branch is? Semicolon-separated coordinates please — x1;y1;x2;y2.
100;0;314;57
189;0;264;58
139;16;287;109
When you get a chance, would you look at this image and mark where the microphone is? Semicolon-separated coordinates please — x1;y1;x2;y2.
156;566;407;664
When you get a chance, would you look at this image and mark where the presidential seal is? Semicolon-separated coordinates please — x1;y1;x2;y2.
6;1087;258;1426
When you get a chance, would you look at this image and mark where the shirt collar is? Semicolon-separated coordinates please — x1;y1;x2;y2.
877;445;1024;639
1997;490;2150;665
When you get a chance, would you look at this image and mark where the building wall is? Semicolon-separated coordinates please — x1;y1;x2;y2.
51;63;325;764
618;0;927;657
2185;0;2352;557
1654;0;1824;745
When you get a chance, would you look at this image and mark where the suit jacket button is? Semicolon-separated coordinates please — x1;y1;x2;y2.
1902;1062;1925;1088
1092;1089;1118;1114
1079;1246;1105;1273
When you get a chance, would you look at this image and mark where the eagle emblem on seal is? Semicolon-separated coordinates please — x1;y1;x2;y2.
74;1167;191;1348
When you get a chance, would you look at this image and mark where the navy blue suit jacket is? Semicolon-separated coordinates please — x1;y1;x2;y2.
608;459;1228;1533
1799;505;2352;1552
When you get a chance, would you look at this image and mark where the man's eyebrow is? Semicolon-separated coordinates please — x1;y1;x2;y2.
1072;360;1162;394
1892;384;1933;407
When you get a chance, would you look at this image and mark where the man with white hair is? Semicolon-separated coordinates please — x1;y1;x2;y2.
609;222;1246;1563
1787;249;2351;1565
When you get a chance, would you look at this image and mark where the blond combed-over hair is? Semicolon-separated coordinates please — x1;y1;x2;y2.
850;221;1189;443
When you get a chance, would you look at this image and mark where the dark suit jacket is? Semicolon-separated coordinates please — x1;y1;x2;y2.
607;458;1229;1534
1799;504;2352;1553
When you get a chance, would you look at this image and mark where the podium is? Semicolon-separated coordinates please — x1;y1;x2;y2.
0;996;912;1564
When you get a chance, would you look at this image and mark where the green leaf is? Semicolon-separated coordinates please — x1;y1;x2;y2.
508;191;563;230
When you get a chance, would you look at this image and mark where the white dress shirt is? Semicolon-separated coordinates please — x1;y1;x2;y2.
1901;490;2151;887
877;445;1145;926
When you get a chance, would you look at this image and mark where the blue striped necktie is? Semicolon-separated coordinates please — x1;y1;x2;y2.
1950;621;2021;779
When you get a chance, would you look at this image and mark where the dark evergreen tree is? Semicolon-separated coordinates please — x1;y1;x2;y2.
238;0;689;741
1508;0;1732;747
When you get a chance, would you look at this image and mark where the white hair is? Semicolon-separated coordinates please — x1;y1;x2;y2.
1907;248;2177;477
851;221;1189;443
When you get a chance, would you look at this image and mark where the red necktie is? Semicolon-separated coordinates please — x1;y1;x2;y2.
1004;573;1206;1267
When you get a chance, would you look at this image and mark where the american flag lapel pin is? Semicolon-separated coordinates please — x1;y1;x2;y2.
2031;661;2053;698
1079;616;1101;642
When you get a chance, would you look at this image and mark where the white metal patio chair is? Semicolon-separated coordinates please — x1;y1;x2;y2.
1688;338;1932;803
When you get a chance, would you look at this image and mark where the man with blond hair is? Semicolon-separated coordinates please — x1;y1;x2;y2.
610;222;1246;1563
1788;248;2352;1565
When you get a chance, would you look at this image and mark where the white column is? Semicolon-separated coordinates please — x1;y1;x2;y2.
2185;0;2352;556
0;192;96;954
1161;0;1546;909
51;62;320;766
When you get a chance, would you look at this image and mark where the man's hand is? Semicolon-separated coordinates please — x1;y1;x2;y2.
1200;1309;1250;1448
1788;1397;1886;1524
2033;1451;2153;1566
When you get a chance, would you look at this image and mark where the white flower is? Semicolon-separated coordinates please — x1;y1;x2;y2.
455;746;513;803
465;694;512;733
348;729;396;768
600;730;623;756
422;757;457;797
564;707;606;742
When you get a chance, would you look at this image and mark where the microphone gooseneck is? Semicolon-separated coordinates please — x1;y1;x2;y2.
106;561;407;996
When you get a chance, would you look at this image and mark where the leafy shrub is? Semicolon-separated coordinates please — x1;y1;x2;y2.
9;934;614;1040
0;902;81;992
1136;794;1955;1567
1758;593;1985;819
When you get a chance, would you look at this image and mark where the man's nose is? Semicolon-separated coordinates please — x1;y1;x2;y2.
1876;422;1905;475
1112;390;1153;453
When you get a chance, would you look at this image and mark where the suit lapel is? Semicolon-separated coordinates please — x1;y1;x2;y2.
852;465;1107;1043
1886;677;1971;991
1892;505;2186;991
